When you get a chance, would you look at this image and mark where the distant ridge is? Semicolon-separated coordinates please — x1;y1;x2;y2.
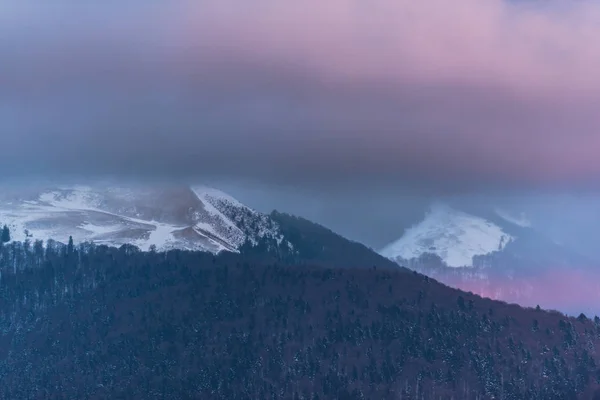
0;184;286;253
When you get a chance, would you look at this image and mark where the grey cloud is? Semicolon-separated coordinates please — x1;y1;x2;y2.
3;1;600;194
4;1;600;247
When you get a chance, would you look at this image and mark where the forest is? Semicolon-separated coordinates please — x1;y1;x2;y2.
1;216;600;399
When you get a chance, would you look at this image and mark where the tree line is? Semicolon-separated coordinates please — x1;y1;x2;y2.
0;216;600;399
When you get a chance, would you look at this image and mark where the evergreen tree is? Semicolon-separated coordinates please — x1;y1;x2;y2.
68;236;74;254
1;225;10;243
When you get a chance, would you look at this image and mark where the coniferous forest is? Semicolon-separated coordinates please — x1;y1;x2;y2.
1;216;600;399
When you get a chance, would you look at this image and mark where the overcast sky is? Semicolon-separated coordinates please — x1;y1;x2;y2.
3;0;600;247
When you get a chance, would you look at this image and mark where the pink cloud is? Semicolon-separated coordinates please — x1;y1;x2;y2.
4;1;600;189
178;0;600;95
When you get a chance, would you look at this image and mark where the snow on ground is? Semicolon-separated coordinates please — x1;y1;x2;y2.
193;186;246;209
194;221;226;239
79;223;124;236
193;185;285;245
381;203;513;268
0;209;39;243
192;186;243;233
0;185;282;254
134;221;179;251
39;186;101;211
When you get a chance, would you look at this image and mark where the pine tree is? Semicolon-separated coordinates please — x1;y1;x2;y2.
67;236;74;254
1;225;10;243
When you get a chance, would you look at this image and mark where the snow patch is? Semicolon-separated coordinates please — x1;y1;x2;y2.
192;186;242;233
135;221;178;251
381;203;513;268
191;185;285;248
79;223;123;236
0;184;286;254
193;185;245;209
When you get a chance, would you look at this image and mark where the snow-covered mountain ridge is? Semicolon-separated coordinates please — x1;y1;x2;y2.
380;203;514;268
380;201;590;271
0;184;285;253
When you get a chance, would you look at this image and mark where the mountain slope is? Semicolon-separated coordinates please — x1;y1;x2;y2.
1;218;600;399
267;211;404;269
379;201;598;314
381;202;589;270
0;184;284;253
381;203;513;268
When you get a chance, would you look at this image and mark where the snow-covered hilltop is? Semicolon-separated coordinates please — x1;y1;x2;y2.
0;184;285;253
380;203;513;268
380;200;591;273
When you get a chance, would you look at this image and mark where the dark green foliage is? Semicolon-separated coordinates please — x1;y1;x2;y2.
67;235;74;254
268;212;403;270
0;228;598;398
1;225;10;243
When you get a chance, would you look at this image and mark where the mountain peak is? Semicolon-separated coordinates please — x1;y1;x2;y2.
381;203;512;268
0;184;282;253
191;185;246;209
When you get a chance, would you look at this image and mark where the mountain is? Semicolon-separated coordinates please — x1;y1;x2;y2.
2;214;600;399
0;184;285;253
381;202;514;268
266;211;405;269
381;202;588;270
380;202;597;314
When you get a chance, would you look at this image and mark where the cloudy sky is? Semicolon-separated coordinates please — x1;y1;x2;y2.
3;0;600;247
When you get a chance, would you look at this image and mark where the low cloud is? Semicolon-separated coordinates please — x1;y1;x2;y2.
2;0;600;193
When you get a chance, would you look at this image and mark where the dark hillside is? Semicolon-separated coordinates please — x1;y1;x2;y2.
263;212;404;270
0;226;600;399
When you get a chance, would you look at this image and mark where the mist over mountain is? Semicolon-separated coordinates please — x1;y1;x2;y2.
377;197;600;316
215;184;600;266
1;181;598;317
